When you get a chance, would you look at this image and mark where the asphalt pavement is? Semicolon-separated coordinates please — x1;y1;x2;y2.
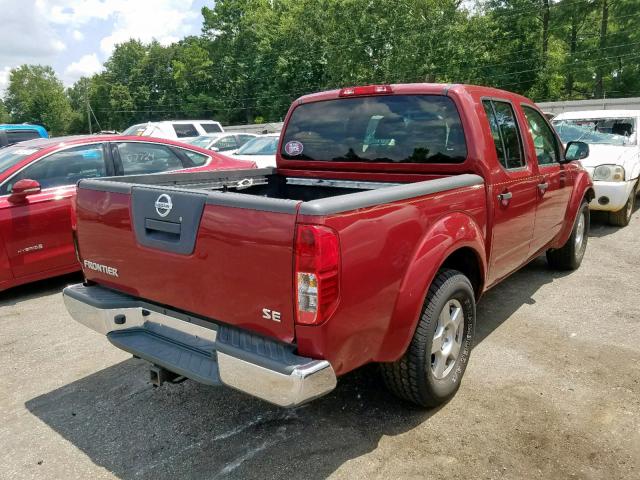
1;208;638;480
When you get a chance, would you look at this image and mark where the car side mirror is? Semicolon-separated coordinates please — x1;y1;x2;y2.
9;179;41;202
564;141;589;162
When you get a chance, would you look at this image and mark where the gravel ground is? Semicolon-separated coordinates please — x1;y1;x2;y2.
1;209;639;480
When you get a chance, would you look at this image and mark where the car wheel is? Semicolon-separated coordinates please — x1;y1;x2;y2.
609;190;635;227
547;200;589;270
380;269;475;407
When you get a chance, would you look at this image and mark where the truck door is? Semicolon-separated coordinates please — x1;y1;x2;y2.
0;143;109;279
520;106;573;255
483;99;539;284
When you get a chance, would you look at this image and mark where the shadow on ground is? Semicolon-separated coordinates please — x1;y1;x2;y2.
0;272;82;307
24;256;574;479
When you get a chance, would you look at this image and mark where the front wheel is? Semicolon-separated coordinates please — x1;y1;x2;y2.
380;269;476;408
546;200;589;270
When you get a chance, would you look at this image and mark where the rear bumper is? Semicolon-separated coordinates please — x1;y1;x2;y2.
63;283;336;407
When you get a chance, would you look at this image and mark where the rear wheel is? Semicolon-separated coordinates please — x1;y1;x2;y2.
380;269;475;407
546;200;589;270
609;189;635;227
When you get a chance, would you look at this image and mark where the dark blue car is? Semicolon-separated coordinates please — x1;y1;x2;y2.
0;124;48;148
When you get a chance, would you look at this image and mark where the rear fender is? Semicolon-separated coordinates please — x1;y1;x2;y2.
375;212;486;362
552;172;594;249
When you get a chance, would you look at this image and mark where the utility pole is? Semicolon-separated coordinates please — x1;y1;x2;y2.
85;80;92;134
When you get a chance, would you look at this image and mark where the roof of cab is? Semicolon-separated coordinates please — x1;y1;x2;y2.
553;110;640;120
0;124;48;137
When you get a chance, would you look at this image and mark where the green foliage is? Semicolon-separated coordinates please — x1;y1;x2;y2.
3;0;640;134
3;65;71;134
0;99;10;123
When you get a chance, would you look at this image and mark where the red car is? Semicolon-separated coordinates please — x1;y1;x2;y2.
64;84;594;407
0;135;254;292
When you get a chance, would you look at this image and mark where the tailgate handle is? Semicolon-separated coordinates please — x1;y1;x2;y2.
144;218;181;238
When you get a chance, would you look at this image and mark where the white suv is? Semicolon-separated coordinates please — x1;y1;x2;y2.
122;120;224;141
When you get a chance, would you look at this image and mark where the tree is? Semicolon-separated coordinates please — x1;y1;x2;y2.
3;65;71;135
0;99;10;123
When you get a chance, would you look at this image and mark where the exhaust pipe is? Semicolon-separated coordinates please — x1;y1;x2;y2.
149;364;183;387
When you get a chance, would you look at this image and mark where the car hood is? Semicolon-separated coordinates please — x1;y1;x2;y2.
579;144;639;176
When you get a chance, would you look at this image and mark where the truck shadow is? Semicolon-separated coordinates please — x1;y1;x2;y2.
0;273;82;307
587;202;640;238
24;257;567;480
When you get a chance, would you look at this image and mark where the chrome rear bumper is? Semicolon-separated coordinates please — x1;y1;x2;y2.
63;284;336;407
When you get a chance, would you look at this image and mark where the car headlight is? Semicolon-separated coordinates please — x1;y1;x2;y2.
592;164;625;182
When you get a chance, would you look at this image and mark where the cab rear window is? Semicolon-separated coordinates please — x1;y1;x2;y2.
281;95;466;164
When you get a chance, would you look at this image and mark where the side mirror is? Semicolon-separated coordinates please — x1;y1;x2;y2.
564;141;589;162
9;179;41;202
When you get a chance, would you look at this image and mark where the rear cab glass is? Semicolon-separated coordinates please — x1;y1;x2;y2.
173;123;199;138
281;95;467;164
7;129;42;144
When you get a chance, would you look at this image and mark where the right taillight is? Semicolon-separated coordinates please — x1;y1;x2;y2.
294;224;340;326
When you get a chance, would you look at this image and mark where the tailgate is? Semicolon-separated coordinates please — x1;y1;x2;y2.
75;182;300;343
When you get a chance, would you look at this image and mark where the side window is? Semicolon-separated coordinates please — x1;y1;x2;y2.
115;143;184;175
522;106;559;165
1;144;106;194
179;149;209;167
237;135;255;146
483;100;525;169
172;123;198;138
201;123;223;133
483;101;507;168
213;136;238;151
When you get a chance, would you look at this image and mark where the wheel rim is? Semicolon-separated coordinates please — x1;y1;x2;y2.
431;299;464;380
574;211;586;250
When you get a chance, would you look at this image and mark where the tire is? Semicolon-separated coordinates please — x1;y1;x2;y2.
380;269;476;408
546;200;589;270
609;189;635;227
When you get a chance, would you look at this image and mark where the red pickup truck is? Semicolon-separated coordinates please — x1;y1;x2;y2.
63;84;594;408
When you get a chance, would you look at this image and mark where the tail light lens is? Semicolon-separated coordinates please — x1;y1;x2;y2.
295;224;340;325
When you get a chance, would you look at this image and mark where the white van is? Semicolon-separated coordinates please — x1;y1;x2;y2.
122;120;224;141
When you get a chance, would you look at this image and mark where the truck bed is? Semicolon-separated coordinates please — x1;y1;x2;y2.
76;168;484;345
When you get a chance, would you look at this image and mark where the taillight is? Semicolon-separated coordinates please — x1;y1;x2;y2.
295;224;340;326
339;85;393;97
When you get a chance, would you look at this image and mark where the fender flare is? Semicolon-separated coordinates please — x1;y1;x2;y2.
553;172;595;249
374;211;487;362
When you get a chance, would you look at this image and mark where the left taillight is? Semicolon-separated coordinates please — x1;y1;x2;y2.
294;224;341;326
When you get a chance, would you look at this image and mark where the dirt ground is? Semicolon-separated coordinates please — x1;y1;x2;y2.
1;209;639;480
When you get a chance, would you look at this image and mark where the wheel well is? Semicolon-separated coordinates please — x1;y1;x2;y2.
585;188;595;203
440;247;483;297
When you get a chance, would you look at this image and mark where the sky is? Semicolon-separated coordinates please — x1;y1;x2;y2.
0;0;209;93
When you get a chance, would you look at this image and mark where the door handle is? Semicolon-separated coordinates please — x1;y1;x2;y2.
538;182;549;193
497;192;512;201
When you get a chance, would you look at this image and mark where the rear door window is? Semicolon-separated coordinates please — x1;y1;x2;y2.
201;123;223;133
115;142;185;175
1;144;106;194
482;100;525;169
172;123;199;138
281;95;467;163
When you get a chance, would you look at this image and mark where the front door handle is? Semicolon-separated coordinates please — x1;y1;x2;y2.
538;182;549;194
497;191;512;206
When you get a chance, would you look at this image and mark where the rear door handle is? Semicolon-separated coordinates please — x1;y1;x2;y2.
538;182;549;193
497;192;512;201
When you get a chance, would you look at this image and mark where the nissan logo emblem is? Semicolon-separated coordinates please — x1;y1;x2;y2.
155;194;173;217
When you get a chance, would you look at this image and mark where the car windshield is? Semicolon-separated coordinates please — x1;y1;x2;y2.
0;145;41;175
187;136;216;148
552;118;636;146
122;124;148;136
236;136;279;155
281;95;467;163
